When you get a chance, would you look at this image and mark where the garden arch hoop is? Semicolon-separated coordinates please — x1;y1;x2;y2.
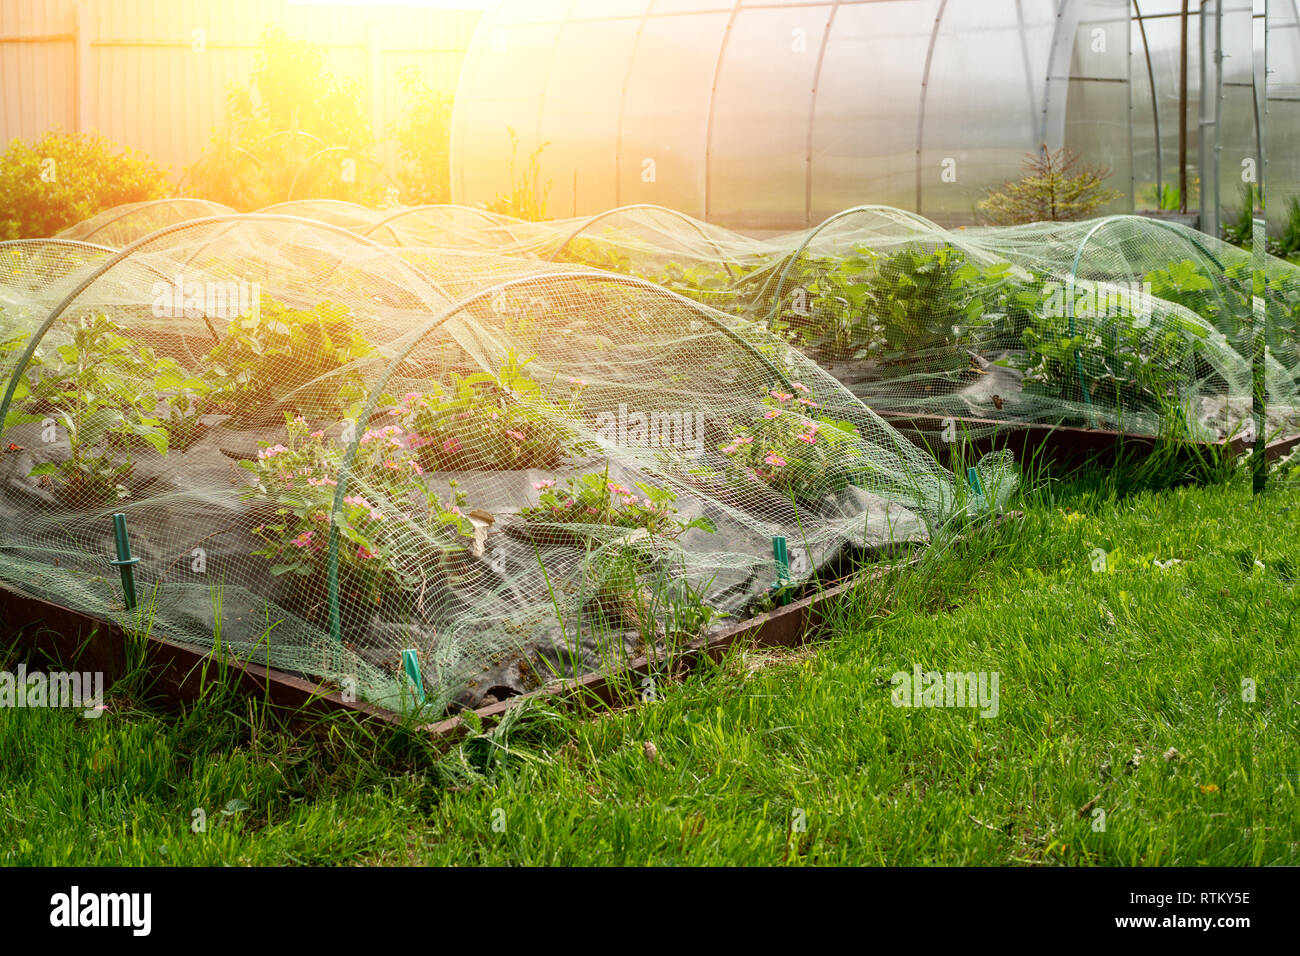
1066;215;1233;425
546;204;744;278
57;199;235;246
323;268;800;645
0;213;461;446
362;204;521;246
0;238;117;258
758;204;951;325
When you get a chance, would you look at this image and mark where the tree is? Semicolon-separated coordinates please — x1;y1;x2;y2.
0;131;173;240
186;27;386;210
389;66;453;205
978;145;1120;225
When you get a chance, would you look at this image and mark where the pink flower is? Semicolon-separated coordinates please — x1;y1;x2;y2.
608;482;631;496
797;433;817;444
505;429;526;441
385;460;400;470
721;445;737;455
404;392;422;404
798;398;819;408
532;479;555;490
621;495;637;505
357;545;375;560
763;410;781;420
409;461;424;475
770;390;793;403
764;453;787;468
292;530;314;548
568;377;587;387
312;512;327;523
442;437;462;454
310;430;324;439
257;444;289;460
735;436;753;445
792;382;810;394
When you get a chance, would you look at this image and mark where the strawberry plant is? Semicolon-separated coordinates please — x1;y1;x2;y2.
779;246;1008;376
716;383;864;502
204;296;373;419
241;413;471;606
23;313;177;505
519;470;714;542
1011;301;1203;413
394;351;588;472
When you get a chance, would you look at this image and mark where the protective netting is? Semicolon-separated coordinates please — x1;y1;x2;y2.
19;197;1293;714
54;199;236;248
406;202;1291;446
1;211;1018;716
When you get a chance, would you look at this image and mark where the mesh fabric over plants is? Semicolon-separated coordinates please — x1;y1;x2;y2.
526;204;1296;445
55;199;236;248
0;213;1011;715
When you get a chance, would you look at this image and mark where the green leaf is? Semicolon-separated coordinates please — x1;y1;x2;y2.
139;428;169;457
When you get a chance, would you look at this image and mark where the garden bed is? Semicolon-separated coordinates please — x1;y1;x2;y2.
0;408;931;713
0;547;892;745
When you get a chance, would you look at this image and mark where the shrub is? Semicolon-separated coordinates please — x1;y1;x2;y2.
0;131;172;239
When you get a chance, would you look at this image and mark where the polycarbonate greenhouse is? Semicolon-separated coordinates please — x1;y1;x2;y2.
450;0;1297;236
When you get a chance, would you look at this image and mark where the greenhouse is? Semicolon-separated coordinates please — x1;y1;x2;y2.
451;0;1297;237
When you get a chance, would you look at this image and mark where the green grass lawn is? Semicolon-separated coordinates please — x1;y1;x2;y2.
3;465;1297;865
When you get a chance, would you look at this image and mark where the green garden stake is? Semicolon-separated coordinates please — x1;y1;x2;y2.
772;536;791;605
108;512;140;611
1252;214;1267;495
966;467;988;516
401;649;426;705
